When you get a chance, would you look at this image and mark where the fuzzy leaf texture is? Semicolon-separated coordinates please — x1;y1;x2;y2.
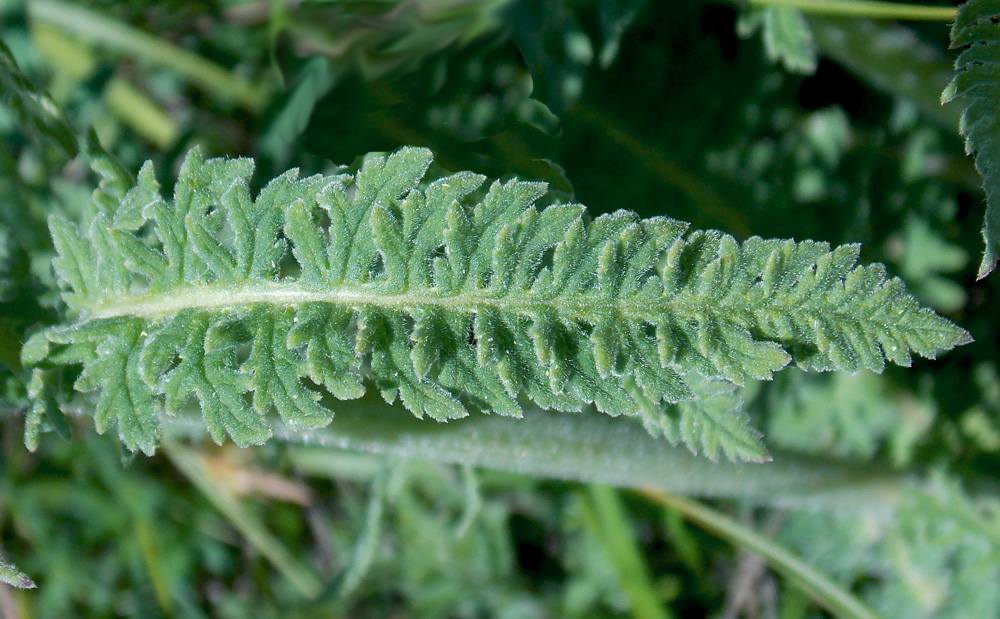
22;147;970;458
946;0;1000;278
0;554;34;590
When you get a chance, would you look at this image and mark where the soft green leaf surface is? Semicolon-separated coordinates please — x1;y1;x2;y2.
25;147;969;455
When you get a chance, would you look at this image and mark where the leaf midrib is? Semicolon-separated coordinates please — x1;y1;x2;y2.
86;282;678;321
81;281;895;335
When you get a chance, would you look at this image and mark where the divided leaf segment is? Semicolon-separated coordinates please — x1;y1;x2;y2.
946;0;1000;278
22;146;970;459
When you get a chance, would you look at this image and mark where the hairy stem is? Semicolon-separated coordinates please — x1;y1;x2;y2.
160;394;908;512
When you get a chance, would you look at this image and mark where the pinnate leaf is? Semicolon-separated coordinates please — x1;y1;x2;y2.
945;0;1000;278
23;147;969;458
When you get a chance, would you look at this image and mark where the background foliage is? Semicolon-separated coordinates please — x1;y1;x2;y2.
2;0;999;617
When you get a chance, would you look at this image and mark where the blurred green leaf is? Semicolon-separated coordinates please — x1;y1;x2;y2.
0;37;77;156
738;6;818;74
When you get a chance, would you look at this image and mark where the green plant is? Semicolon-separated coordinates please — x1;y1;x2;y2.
945;0;1000;277
3;1;1000;617
22;145;966;462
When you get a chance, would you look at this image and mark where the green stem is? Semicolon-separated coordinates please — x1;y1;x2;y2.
28;0;270;112
333;470;384;599
581;486;676;619
749;0;956;21
642;490;884;619
163;441;323;599
162;394;908;512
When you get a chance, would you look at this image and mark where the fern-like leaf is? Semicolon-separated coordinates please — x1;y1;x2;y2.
23;147;970;457
945;0;1000;278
